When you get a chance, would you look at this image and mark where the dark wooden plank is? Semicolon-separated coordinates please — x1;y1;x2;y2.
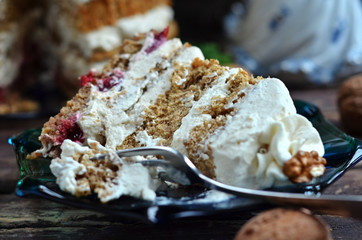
1;192;362;240
321;216;362;240
0;137;20;193
0;193;250;240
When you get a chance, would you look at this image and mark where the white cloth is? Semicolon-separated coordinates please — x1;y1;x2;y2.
225;0;362;85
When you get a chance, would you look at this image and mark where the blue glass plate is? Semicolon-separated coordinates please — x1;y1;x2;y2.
9;100;362;223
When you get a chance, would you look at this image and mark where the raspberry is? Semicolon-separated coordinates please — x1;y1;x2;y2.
98;76;118;91
80;69;124;92
56;114;84;144
145;26;169;54
79;70;97;87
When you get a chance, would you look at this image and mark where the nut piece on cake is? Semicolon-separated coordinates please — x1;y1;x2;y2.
283;151;327;184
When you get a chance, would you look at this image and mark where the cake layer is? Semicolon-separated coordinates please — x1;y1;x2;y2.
56;0;171;33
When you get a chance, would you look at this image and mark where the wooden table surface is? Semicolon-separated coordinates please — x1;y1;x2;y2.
1;86;362;240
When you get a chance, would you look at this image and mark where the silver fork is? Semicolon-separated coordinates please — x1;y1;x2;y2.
92;146;362;220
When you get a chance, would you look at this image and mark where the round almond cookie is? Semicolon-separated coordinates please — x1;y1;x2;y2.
338;74;362;135
234;208;332;240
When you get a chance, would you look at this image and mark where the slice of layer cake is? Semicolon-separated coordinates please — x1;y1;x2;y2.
31;29;326;203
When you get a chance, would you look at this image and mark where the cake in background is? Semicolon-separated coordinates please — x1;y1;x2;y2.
30;29;326;203
0;0;42;114
44;0;178;96
0;0;178;114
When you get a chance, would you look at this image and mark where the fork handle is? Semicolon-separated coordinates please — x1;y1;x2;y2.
201;174;362;219
266;194;362;220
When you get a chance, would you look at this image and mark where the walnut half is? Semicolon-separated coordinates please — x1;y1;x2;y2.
283;151;327;183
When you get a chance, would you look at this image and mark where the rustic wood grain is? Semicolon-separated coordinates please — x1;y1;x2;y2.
0;194;252;239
